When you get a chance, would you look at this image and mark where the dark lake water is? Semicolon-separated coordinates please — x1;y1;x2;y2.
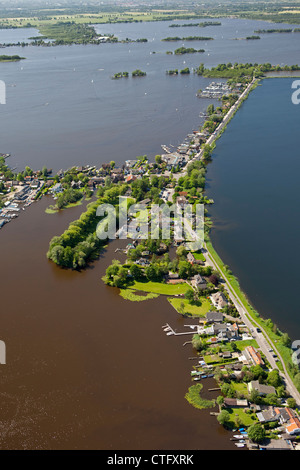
0;17;299;172
0;197;234;450
206;77;300;340
0;17;299;449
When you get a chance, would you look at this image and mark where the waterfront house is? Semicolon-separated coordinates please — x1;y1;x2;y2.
248;380;276;397
205;311;224;323
259;439;293;450
51;183;63;195
210;291;228;310
224;398;248;408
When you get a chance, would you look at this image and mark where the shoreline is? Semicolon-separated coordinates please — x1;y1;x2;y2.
2;68;300;448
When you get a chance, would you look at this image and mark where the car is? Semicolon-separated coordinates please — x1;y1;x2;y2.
256;328;261;333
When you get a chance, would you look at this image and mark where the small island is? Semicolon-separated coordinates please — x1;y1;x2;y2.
162;36;213;42
174;47;205;55
132;69;146;77
112;72;129;79
0;54;25;62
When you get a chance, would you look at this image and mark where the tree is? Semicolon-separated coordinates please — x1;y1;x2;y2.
192;334;203;351
250;365;267;381
129;263;142;280
249;389;261;404
282;333;291;347
287;398;296;409
206;103;215;115
247;423;266;443
267;369;282;388
216;395;224;407
265;393;280;406
185;288;195;304
176;245;187;258
155;155;162;165
217;410;230;427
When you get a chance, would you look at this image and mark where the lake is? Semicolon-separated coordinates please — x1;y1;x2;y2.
206;77;300;340
0;16;299;449
0;17;299;172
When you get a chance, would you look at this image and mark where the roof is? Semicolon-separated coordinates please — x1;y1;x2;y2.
244;346;264;366
249;380;276;396
206;311;224;322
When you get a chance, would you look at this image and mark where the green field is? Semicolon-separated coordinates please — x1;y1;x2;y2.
226;407;258;428
130;280;189;296
168;297;211;317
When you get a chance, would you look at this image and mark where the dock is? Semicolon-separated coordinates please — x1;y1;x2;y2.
162;323;198;337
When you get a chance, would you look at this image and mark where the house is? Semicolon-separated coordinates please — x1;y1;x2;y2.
51;183;63;194
135;258;150;267
166;272;179;280
176;196;188;208
224;398;248;408
210;291;228;310
125;174;137;184
248;380;276;397
125;160;137;168
279;408;300;435
191;274;207;290
244;346;264;367
259;439;293;450
257;407;281;424
187;252;195;264
206;311;224;323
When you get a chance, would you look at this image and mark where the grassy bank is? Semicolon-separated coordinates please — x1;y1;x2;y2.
168;297;211;317
129;280;189;296
205;238;297;386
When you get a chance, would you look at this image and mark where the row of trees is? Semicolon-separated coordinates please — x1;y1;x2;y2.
47;184;127;269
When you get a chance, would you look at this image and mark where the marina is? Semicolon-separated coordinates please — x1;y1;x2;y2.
197;82;231;99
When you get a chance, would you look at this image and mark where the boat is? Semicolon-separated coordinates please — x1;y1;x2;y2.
235;443;245;448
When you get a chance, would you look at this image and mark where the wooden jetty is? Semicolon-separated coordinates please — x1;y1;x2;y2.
162;323;198;337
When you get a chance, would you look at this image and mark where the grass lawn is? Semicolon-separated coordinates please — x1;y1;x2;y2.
130;280;189;296
204;354;221;364
193;251;206;262
234;339;259;351
226;407;258;428
168;297;212;317
231;382;249;396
